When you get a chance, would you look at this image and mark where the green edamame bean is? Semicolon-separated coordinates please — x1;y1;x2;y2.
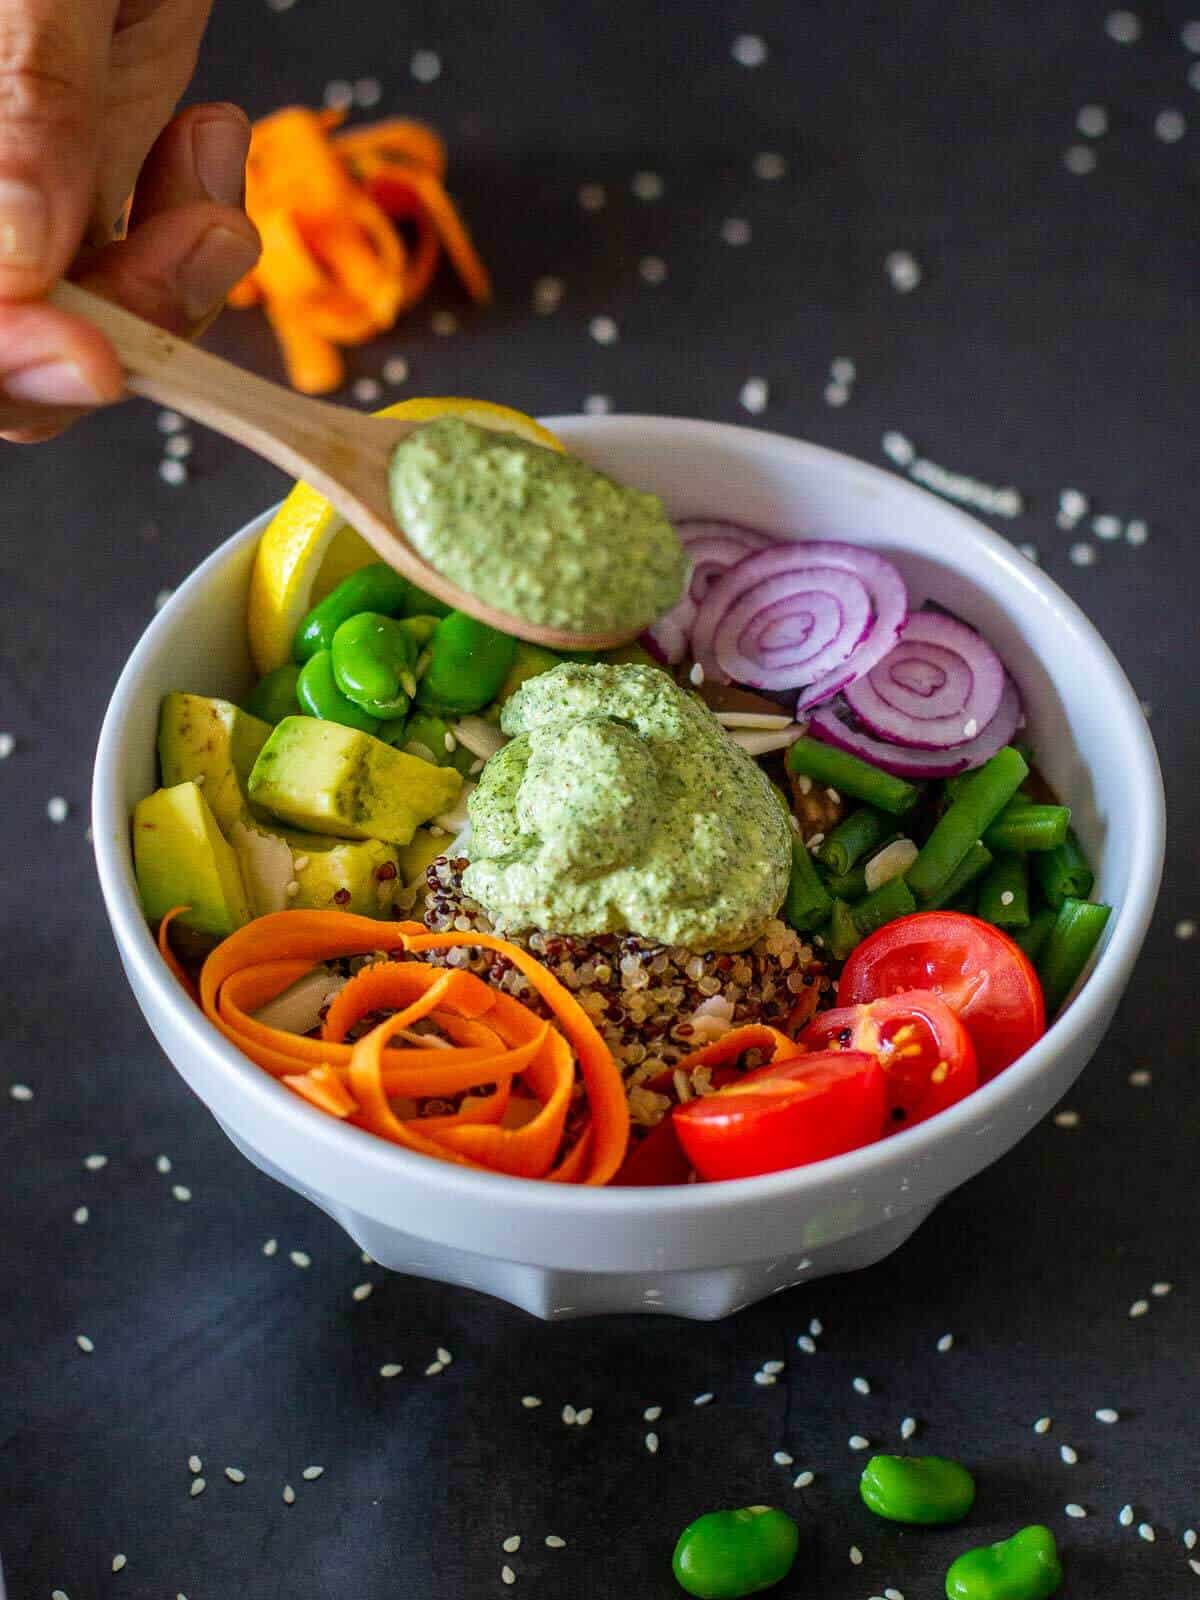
860;1454;975;1525
399;582;452;620
401;614;442;646
944;1525;1063;1600
672;1506;799;1599
400;713;476;775
293;562;409;663
296;650;380;734
415;611;516;716
331;612;418;719
244;663;302;724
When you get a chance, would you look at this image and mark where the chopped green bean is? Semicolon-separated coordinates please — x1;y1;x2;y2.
823;863;868;901
983;803;1071;854
784;835;834;934
1013;906;1056;962
852;875;916;936
816;807;891;877
827;898;862;961
1032;829;1095;909
786;738;921;815
922;842;993;910
977;854;1031;928
906;747;1028;902
1037;898;1112;1014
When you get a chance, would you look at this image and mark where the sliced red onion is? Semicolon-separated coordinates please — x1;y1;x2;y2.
843;610;1006;749
641;593;695;665
792;545;909;714
644;522;770;666
711;559;872;690
808;677;1022;778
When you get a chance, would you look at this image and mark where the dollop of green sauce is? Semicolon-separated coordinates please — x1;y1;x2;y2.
388;417;687;633
464;664;792;951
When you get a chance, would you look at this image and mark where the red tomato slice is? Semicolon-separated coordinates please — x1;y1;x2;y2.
799;990;977;1131
672;1051;886;1182
837;912;1045;1081
610;1116;693;1187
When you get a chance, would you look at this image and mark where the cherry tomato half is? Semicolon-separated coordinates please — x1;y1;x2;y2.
799;989;977;1131
837;912;1045;1081
672;1051;885;1182
610;1116;693;1187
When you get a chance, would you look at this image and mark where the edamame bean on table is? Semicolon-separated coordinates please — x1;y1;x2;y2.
860;1453;976;1524
671;1506;799;1599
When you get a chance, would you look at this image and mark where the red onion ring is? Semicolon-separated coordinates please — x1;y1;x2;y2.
791;545;909;714
808;677;1023;778
842;610;1006;749
711;560;873;690
645;521;771;666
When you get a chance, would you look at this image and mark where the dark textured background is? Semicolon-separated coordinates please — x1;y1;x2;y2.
2;1;1198;1596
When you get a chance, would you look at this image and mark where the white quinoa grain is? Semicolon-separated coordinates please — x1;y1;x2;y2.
410;49;441;82
754;1372;777;1387
155;1154;172;1173
302;1465;324;1481
165;433;192;460
225;1467;246;1484
262;1238;277;1256
1189;1557;1200;1576
900;1417;918;1440
849;1435;871;1451
583;394;611;416
112;1553;127;1571
189;1477;206;1497
1064;144;1098;174
76;1334;94;1352
883;431;916;466
937;1333;955;1352
353;378;382;405
762;1360;785;1375
773;1451;794;1466
561;1404;577;1424
1129;1070;1152;1086
380;1363;403;1378
797;1335;817;1354
502;1535;521;1553
354;77;382;106
1152;1280;1173;1295
188;1454;202;1473
352;1283;373;1302
289;1251;311;1268
425;1362;445;1376
1125;519;1149;546
158;409;184;433
850;1544;864;1565
323;79;352;108
501;1564;516;1585
793;1470;814;1488
1138;1522;1156;1542
1000;889;1015;906
521;1395;542;1408
1095;1408;1119;1423
545;1535;567;1548
885;1591;905;1600
809;1318;823;1337
1129;1298;1150;1317
1183;1528;1197;1549
171;1184;191;1203
693;1392;714;1406
824;381;850;407
1093;514;1122;540
731;33;768;66
645;1431;660;1453
52;1591;69;1599
689;662;705;686
576;1408;594;1426
884;250;922;291
283;1483;296;1504
853;1377;871;1395
644;1405;662;1421
1065;1503;1087;1518
1060;1444;1078;1465
1034;1417;1053;1434
1119;1503;1135;1526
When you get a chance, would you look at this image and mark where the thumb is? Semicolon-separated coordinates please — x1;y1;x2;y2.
0;0;114;298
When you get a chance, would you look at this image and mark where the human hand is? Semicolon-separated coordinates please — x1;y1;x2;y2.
0;0;261;442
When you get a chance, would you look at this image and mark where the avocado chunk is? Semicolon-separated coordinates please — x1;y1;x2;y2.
396;827;448;889
247;715;461;844
495;641;564;707
134;781;251;938
158;692;272;834
232;817;401;917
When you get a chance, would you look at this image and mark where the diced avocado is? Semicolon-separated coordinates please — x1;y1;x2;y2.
247;716;461;844
396;827;448;888
602;641;657;668
495;642;564;706
157;693;272;834
231;819;401;918
134;781;250;938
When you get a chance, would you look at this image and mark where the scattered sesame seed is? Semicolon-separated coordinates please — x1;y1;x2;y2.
644;1405;663;1421
720;217;752;246
1129;1298;1150;1317
302;1465;324;1481
1064;144;1098;175
47;796;69;823
850;1544;864;1565
189;1477;206;1497
1060;1444;1078;1465
773;1451;794;1466
740;377;769;414
188;1455;202;1473
52;1591;68;1599
1129;1070;1152;1087
561;1404;577;1424
900;1417;918;1440
1054;1110;1080;1128
1060;487;1088;516
521;1395;542;1409
583;394;612;416
380;1363;403;1378
352;1282;373;1302
1139;1522;1156;1543
1065;1503;1087;1518
638;255;668;284
262;1238;278;1256
1077;105;1109;137
354;77;382;107
76;1334;94;1352
753;151;787;179
1095;1408;1119;1423
73;1205;88;1224
0;732;12;757
793;1470;815;1488
575;1407;594;1426
430;311;458;336
159;458;188;486
631;170;664;201
1125;518;1149;546
323;78;353;109
410;49;441;82
1184;20;1200;49
882;431;916;466
853;1377;872;1395
1069;541;1097;566
501;1565;516;1586
1105;10;1142;43
645;1431;660;1453
290;1250;311;1268
824;381;850;407
885;1591;905;1600
1185;1528;1197;1549
1190;1558;1200;1577
1119;1504;1135;1526
112;1554;128;1574
589;315;618;345
963;719;979;738
1093;514;1122;540
884;250;922;291
502;1535;521;1554
545;1535;567;1548
797;1335;817;1354
936;1333;955;1352
225;1467;246;1484
731;33;768;67
158;409;184;434
693;1392;714;1406
1155;108;1187;142
425;1361;445;1376
436;1347;452;1365
353;377;382;404
1176;921;1196;940
153;587;174;612
164;433;193;460
167;1182;191;1204
283;1483;295;1504
9;1083;32;1101
830;357;856;385
689;662;705;687
1152;1280;1173;1295
762;1359;786;1375
1034;1417;1053;1434
849;1435;871;1451
577;183;607;212
753;1371;777;1386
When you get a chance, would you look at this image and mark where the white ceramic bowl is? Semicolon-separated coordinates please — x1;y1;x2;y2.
93;417;1164;1320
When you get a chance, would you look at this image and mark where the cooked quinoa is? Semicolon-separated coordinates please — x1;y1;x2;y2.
419;855;832;1127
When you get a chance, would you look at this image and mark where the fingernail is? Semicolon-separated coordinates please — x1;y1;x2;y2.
177;225;260;321
3;360;104;407
193;115;250;207
0;179;49;269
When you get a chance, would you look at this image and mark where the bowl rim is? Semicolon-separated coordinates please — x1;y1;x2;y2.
93;414;1165;1219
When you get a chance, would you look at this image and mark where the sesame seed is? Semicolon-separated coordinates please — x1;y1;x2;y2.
1152;1280;1173;1295
900;1417;918;1440
285;880;299;898
884;250;922;291
584;394;612;416
1054;1110;1080;1128
753;1371;777;1386
425;1362;445;1376
502;1535;521;1553
1060;1444;1078;1464
302;1465;324;1481
262;1238;278;1256
963;720;979;739
354;76;382;107
885;1591;905;1600
521;1395;542;1409
1077;105;1109;137
1119;1503;1135;1526
645;1431;659;1453
830;358;856;385
289;1251;311;1268
937;1333;955;1352
190;1477;206;1497
112;1553;127;1573
631;171;664;201
561;1404;577;1424
0;732;12;757
410;49;441;82
644;1405;662;1421
545;1535;567;1548
380;1363;403;1378
577;183;607;212
762;1359;786;1375
9;1083;32;1101
1125;519;1149;546
720;217;752;247
740;377;769;414
1176;920;1196;940
824;381;850;407
753;151;787;180
689;662;705;686
1190;1558;1200;1577
853;1377;871;1395
1093;514;1122;540
1155;109;1187;142
731;33;768;67
353;378;382;405
589;315;618;344
1034;1417;1053;1434
996;889;1015;907
1129;1070;1152;1087
164;433;193;460
1069;542;1096;566
797;1335;817;1354
76;1334;94;1352
1019;543;1040;562
883;431;916;466
1130;1298;1150;1317
1064;144;1098;175
153;588;174;612
575;1408;593;1426
773;1451;794;1466
171;1184;191;1203
52;1591;68;1599
1065;1503;1087;1519
430;311;458;336
158;409;184;433
225;1467;246;1483
283;1483;295;1504
1138;1522;1155;1543
47;796;69;822
693;1392;714;1406
638;255;668;284
352;1282;373;1302
159;459;188;486
793;1470;814;1488
1105;10;1141;43
323;78;353;108
1095;1408;1119;1423
501;1566;516;1586
188;1455;201;1473
155;1154;172;1173
1185;1528;1197;1549
73;1205;88;1224
850;1544;864;1566
849;1435;871;1451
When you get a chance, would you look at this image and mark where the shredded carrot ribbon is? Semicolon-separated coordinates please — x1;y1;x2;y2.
157;906;198;1002
228;107;491;393
195;911;628;1185
672;1024;802;1076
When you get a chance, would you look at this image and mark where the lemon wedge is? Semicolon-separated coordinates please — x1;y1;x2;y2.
246;398;564;674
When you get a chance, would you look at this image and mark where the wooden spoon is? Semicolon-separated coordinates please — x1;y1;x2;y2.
49;281;633;650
